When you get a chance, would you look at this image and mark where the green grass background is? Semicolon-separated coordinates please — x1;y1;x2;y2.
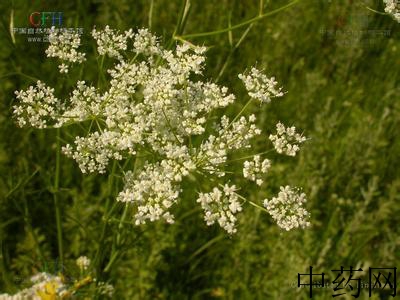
0;0;399;299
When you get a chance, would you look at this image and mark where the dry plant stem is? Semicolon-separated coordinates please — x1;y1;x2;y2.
9;9;15;44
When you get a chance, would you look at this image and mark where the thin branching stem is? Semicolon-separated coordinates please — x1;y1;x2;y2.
228;98;253;128
148;0;154;30
365;6;387;15
176;0;300;39
54;128;64;265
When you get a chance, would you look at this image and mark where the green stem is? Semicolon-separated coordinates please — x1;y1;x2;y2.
365;6;386;15
216;24;253;82
94;160;117;277
117;205;129;245
23;197;46;264
54;128;63;264
232;190;269;213
103;251;119;273
228;98;253;128
148;0;154;30
0;247;11;290
161;108;182;144
177;0;300;39
102;151;144;273
248;200;269;213
174;0;191;37
97;55;105;88
0;71;40;82
103;204;129;273
225;149;274;163
167;0;191;50
216;0;263;82
6;168;39;199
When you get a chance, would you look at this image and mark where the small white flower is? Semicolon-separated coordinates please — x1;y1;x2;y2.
92;25;134;59
46;27;86;73
117;157;194;225
243;155;271;186
58;63;69;73
383;0;400;22
263;186;310;231
76;256;91;270
197;185;242;234
197;114;261;176
133;28;161;55
13;81;63;128
238;67;284;103
97;282;115;297
269;122;306;156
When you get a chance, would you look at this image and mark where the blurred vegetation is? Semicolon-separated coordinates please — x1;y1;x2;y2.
0;0;399;299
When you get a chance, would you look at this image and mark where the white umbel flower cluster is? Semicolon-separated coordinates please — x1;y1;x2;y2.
57;80;103;124
46;27;86;73
97;282;115;298
13;27;309;233
243;155;271;186
198;114;261;176
269;122;306;156
92;25;134;59
62;130;135;174
238;67;284;103
197;185;242;234
133;28;161;56
13;81;62;128
76;255;91;271
117;157;195;225
384;0;400;22
263;186;310;231
0;272;67;300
